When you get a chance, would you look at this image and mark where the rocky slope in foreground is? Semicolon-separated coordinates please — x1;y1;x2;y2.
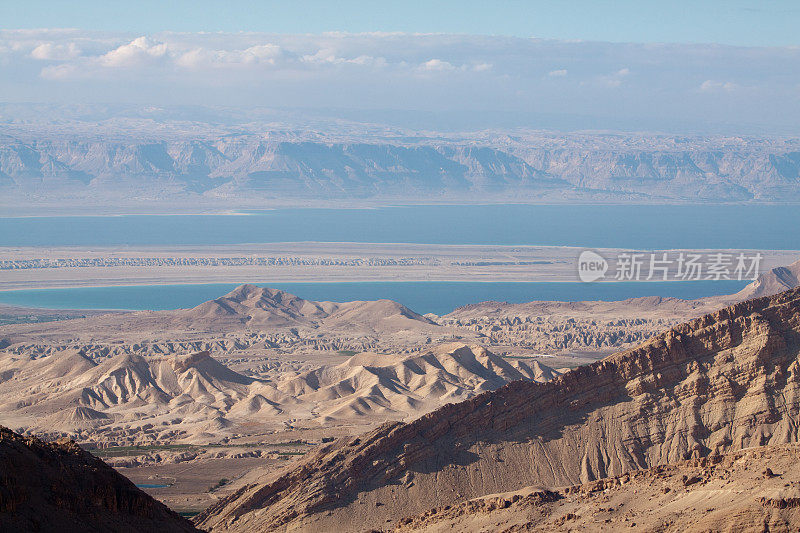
0;426;198;532
394;443;800;532
196;286;800;532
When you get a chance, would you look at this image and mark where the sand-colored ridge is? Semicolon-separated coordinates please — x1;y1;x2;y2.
4;261;800;363
0;285;465;363
185;284;436;333
735;258;800;300
0;344;557;443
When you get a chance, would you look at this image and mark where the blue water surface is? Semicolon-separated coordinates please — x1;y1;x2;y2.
0;280;748;316
2;204;799;249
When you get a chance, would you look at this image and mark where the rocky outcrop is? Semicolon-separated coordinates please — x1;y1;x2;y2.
196;286;800;532
736;259;800;300
0;426;198;532
393;443;800;532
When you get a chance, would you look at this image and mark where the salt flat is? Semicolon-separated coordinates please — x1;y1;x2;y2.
1;243;797;290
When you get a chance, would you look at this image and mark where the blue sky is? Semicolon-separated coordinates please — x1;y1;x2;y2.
1;2;799;133
4;0;799;46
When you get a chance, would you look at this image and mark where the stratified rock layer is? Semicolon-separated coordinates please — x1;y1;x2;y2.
394;443;800;532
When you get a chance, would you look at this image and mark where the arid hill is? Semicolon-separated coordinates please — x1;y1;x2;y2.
185;284;436;331
0;426;198;532
735;258;800;300
0;344;558;444
0;284;472;358
196;286;800;532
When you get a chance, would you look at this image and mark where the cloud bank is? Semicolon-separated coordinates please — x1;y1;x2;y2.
1;29;799;132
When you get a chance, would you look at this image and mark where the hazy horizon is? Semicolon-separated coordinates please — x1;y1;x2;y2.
1;30;797;135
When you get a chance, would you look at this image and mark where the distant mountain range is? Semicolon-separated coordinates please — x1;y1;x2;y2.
2;119;800;207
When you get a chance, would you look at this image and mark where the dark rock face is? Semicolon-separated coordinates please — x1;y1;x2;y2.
0;426;199;532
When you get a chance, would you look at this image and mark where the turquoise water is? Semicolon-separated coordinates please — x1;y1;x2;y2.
0;205;787;312
2;204;800;249
135;483;170;489
0;281;748;315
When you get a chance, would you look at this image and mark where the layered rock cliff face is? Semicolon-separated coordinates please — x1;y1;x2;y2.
196;287;800;532
393;444;800;532
0;426;198;532
3;134;800;203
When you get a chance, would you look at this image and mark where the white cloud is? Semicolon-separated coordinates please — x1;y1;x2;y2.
700;79;737;92
174;48;209;68
30;42;81;60
420;58;455;71
299;48;385;67
350;55;387;67
99;36;168;67
40;63;78;80
236;44;284;64
0;30;796;131
178;44;284;69
419;59;490;73
597;67;631;88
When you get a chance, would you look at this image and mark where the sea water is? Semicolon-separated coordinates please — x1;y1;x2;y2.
0;280;748;316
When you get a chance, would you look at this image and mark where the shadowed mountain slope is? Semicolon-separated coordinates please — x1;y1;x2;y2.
4;133;800;205
0;426;198;532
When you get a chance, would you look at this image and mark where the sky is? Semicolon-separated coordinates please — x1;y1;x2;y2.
5;1;800;47
1;1;799;133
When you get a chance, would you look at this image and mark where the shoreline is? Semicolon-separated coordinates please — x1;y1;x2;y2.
3;200;800;219
0;277;754;293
